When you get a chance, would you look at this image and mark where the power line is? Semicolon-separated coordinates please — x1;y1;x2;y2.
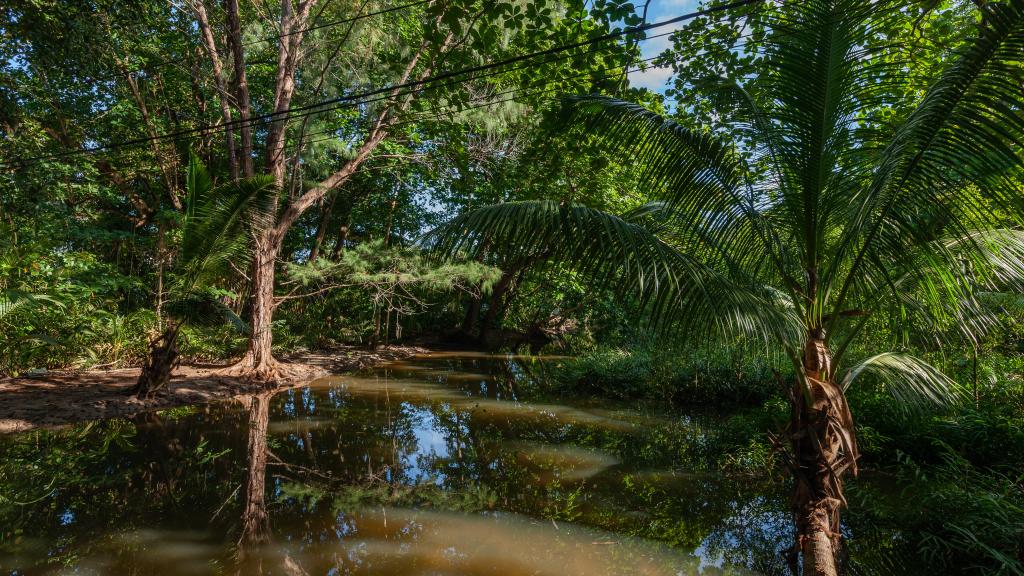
10;27;651;169
245;0;432;47
290;52;673;152
86;0;433;83
281;28;682;144
10;0;895;170
211;1;862;154
3;0;763;168
289;7;841;154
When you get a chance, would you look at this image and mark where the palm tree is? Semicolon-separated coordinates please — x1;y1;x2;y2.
428;1;1024;574
133;155;274;398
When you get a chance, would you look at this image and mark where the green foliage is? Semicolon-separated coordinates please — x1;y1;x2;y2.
845;447;1024;575
433;0;1024;419
536;339;783;406
285;240;500;295
279;240;500;345
162;156;275;331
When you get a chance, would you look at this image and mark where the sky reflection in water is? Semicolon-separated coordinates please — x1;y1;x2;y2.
0;353;842;575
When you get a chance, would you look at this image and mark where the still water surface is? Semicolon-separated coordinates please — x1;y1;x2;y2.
0;353;888;575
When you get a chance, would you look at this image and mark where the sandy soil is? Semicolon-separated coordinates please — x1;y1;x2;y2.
0;345;429;434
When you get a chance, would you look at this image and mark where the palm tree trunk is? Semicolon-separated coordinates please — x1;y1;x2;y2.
789;335;858;576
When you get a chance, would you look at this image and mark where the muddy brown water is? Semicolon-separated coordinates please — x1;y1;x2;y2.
0;353;901;575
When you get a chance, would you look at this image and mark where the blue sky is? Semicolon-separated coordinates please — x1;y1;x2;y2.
627;0;699;93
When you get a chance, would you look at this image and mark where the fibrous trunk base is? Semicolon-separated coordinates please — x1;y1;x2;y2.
132;325;180;399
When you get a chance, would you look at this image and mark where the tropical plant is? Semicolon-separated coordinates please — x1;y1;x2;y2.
133;155;273;398
0;229;66;375
282;239;501;347
427;1;1024;574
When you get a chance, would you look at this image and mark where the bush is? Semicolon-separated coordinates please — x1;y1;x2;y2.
557;344;779;407
844;448;1024;575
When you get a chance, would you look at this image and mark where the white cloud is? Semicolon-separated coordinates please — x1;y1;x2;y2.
639;21;684;58
628;65;674;92
622;0;699;94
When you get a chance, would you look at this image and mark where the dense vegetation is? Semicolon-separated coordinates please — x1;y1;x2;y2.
2;0;1024;574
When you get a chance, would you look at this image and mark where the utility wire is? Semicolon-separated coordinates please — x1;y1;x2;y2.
280;28;682;146
11;0;899;171
23;0;849;167
86;0;433;83
290;51;675;152
295;3;909;153
9;27;649;168
288;7;850;155
3;0;763;169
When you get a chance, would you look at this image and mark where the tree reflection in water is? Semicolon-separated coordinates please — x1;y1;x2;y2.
235;391;272;572
0;354;908;575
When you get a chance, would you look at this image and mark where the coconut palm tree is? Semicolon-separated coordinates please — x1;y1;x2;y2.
132;155;274;398
428;1;1024;574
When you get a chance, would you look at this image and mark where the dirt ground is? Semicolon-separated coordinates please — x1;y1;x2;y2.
0;345;429;434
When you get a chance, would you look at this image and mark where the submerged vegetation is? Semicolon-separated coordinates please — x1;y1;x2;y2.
2;0;1024;574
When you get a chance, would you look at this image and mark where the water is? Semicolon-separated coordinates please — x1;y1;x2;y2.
0;353;888;575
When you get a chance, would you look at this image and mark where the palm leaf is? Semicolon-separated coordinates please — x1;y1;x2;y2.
842;352;964;413
826;0;1024;337
164;290;249;334
0;291;63;323
164;155;276;328
425;200;803;346
177;168;275;293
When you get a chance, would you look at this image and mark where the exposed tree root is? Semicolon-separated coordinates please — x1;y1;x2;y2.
130;325;181;399
218;354;311;386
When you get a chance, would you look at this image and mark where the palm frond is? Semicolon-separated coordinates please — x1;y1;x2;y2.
0;291;63;323
162;156;276;328
163;289;248;334
559;96;792;285
178;170;276;292
185;152;212;221
842;352;964;413
425;200;803;346
827;0;1024;332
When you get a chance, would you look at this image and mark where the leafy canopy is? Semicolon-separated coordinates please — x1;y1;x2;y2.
430;0;1024;408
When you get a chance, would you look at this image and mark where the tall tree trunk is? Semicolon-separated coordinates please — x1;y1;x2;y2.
231;1;317;380
265;0;318;188
235;14;447;379
308;192;338;262
789;334;858;576
225;0;254;178
192;0;239;180
239;232;281;379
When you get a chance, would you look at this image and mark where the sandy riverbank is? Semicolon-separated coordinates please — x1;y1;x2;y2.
0;345;429;434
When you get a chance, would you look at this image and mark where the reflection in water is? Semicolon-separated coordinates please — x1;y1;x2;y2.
302;507;723;576
317;374;638;432
237;392;271;567
508;442;620;484
0;353;902;575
